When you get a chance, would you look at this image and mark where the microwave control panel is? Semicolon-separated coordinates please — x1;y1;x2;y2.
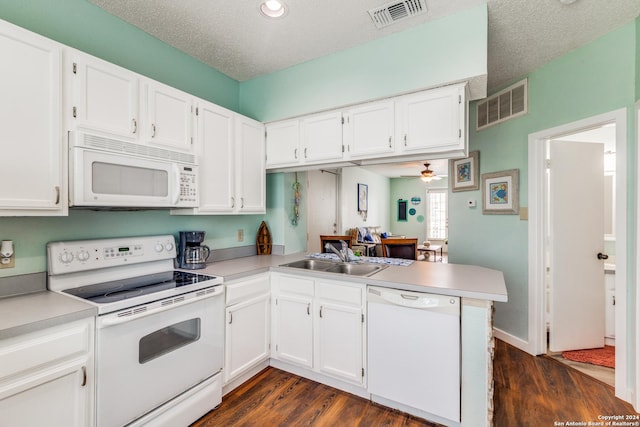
179;166;198;206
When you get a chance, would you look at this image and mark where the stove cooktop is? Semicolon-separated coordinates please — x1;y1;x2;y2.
63;270;219;305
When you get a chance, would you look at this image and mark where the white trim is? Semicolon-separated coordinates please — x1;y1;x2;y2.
635;102;640;411
527;108;630;403
493;327;529;351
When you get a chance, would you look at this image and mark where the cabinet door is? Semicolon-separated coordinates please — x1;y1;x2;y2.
266;119;300;168
344;100;395;159
69;52;139;140
196;102;235;212
225;293;270;383
0;21;64;214
397;84;465;153
0;358;89;427
273;294;313;368
317;301;363;385
300;111;344;163
236;116;265;213
146;82;194;153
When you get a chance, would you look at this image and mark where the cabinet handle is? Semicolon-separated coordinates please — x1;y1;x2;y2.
404;134;408;146
151;123;156;138
54;186;60;205
304;148;308;159
231;197;235;208
294;148;298;160
81;366;87;387
307;303;310;315
240;197;245;209
319;306;323;318
388;136;392;148
229;313;233;324
132;118;137;134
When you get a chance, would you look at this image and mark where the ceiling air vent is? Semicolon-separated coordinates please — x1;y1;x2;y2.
477;79;528;130
368;0;427;29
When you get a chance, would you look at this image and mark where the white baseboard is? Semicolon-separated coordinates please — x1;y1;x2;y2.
493;327;534;355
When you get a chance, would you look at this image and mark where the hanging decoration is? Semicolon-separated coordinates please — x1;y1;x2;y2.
292;172;301;226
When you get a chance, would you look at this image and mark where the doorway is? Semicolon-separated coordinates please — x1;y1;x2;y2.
306;169;339;253
527;109;628;402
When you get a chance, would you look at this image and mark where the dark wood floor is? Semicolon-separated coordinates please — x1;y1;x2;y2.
192;339;638;427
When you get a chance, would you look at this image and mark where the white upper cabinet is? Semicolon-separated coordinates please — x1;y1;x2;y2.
68;52;139;141
265;82;468;172
144;81;194;153
265;119;300;168
171;103;265;215
0;20;66;215
343;100;395;159
396;83;466;154
235;116;266;213
300;111;344;164
193;101;235;213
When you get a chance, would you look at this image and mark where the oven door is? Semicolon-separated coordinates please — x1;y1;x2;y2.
95;287;223;427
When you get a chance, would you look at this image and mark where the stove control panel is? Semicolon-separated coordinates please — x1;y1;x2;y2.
47;235;177;275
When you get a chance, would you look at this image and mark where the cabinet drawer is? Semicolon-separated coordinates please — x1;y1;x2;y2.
226;273;270;306
275;274;314;297
316;281;362;306
0;319;92;381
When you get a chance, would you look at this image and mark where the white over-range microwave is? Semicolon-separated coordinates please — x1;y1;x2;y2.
69;131;198;208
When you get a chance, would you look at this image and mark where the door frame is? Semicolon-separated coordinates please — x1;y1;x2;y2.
527;108;628;401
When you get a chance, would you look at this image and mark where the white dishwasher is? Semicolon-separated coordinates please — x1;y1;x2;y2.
367;286;461;425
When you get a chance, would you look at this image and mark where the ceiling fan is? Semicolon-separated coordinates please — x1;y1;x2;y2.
401;162;442;182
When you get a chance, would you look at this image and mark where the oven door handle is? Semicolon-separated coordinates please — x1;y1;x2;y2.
98;286;223;329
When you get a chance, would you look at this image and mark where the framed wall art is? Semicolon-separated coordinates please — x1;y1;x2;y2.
482;169;519;214
357;183;368;212
450;151;479;192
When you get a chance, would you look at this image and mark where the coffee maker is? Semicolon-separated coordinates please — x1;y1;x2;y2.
177;231;211;269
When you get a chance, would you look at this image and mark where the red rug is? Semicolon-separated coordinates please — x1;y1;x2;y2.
562;346;615;369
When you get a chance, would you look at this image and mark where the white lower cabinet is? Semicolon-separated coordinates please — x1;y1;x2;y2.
224;274;271;385
0;318;95;427
271;273;365;387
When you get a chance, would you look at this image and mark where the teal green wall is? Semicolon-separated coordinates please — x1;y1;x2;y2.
0;0;239;112
0;210;265;277
449;23;638;339
265;172;307;254
239;4;487;122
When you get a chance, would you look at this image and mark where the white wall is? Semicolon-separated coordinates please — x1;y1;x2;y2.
339;167;390;233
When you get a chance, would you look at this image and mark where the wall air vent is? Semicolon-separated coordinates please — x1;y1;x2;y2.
476;79;528;130
368;0;427;29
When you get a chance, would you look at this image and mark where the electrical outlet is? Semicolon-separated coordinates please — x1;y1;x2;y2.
0;255;15;268
237;229;244;242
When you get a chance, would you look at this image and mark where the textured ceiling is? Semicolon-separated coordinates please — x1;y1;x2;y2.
89;0;640;92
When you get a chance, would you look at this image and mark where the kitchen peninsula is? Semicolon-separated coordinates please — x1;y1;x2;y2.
199;253;507;427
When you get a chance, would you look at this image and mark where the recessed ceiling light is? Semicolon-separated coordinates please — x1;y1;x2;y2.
259;0;287;18
558;0;578;4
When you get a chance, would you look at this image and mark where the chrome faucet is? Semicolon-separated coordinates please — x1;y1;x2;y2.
325;240;349;262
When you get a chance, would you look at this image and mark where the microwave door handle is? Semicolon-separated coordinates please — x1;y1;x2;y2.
172;164;180;205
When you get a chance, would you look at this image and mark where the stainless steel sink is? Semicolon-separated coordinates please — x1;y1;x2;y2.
325;263;386;276
279;259;387;277
279;259;336;271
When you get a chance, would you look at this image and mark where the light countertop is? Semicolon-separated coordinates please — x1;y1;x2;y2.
198;253;508;302
0;291;96;340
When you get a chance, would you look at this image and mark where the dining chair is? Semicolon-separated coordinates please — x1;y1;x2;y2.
320;235;353;253
380;238;418;260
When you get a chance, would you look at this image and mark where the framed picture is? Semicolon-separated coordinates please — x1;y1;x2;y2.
482;169;519;214
450;151;479;192
397;199;408;221
357;183;368;212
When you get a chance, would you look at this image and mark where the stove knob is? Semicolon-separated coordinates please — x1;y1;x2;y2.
154;243;164;253
77;251;90;262
60;251;74;264
165;242;174;252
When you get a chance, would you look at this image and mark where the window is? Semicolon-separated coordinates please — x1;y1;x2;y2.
426;190;447;240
